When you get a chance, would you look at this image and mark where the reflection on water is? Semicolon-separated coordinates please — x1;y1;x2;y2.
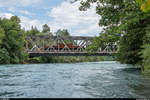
0;61;150;98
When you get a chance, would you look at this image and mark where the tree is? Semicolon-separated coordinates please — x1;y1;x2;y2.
42;24;53;36
10;15;21;24
26;26;40;35
0;25;5;44
74;0;124;51
55;29;70;37
42;24;50;33
117;24;146;64
0;16;27;64
0;48;10;64
62;29;70;37
74;0;150;65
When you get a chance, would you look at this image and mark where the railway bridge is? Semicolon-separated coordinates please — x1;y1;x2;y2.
25;35;118;57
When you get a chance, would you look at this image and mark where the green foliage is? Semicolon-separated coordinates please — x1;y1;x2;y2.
42;24;50;33
140;23;150;76
26;26;40;35
28;57;42;63
40;56;54;63
141;44;150;76
117;28;145;64
0;16;28;64
10;16;21;24
75;0;124;55
38;56;113;63
136;0;150;12
55;29;70;37
0;48;10;64
73;0;150;77
0;26;5;44
75;0;149;65
42;24;53;36
117;8;149;64
54;29;71;43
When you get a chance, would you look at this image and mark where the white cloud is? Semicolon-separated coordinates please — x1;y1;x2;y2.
8;7;32;15
0;12;43;31
48;1;102;36
20;16;43;30
0;0;42;7
0;1;102;36
0;12;14;19
20;10;31;15
8;7;16;13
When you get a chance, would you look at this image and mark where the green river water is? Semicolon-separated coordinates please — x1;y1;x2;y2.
0;61;150;98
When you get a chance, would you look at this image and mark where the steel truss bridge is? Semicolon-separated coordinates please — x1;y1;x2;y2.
25;35;117;57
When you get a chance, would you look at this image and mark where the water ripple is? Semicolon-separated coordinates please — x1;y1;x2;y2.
0;61;149;98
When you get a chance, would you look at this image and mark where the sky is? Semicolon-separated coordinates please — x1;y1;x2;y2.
0;0;102;36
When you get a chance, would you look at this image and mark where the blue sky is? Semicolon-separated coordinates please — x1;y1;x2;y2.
0;0;102;36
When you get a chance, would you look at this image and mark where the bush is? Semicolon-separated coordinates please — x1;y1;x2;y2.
141;44;150;76
0;48;10;64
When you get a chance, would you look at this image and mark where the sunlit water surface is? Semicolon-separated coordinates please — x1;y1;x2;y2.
0;61;150;98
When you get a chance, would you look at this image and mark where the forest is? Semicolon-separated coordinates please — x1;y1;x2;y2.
0;0;150;76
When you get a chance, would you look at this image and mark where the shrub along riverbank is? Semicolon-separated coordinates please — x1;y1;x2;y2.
27;56;115;64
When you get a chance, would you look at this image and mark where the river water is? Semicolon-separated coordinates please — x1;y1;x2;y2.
0;61;150;98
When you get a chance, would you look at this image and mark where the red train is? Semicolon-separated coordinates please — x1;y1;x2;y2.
44;43;83;50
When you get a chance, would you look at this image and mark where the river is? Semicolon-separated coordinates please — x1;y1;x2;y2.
0;61;150;98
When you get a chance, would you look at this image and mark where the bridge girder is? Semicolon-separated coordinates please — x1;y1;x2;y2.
25;35;118;57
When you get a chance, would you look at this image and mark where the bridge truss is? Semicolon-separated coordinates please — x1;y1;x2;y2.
25;35;117;57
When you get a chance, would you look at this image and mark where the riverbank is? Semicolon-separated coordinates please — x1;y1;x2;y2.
26;56;115;64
